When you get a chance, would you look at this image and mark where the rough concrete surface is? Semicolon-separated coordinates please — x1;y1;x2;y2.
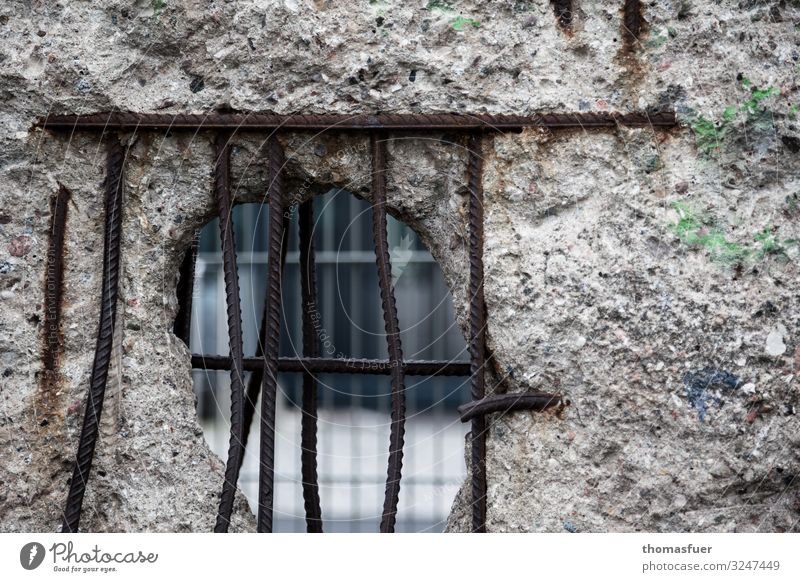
0;1;799;532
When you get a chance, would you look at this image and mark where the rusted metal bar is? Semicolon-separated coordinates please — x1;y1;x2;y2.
173;238;198;346
623;0;643;44
552;0;573;29
257;135;287;533
40;184;70;414
467;132;487;534
370;134;407;533
299;199;323;532
37;111;677;132
458;393;564;423
191;355;470;376
61;138;125;533
238;213;289;473
214;132;248;533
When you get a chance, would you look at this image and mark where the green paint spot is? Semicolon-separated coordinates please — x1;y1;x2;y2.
689;115;727;157
646;35;668;49
689;78;777;158
671;202;748;263
425;2;481;31
722;106;737;122
451;16;480;30
742;86;777;114
672;202;797;266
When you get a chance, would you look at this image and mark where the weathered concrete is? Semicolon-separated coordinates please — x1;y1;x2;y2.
1;1;799;532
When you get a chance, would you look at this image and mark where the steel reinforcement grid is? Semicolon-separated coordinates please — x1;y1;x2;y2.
38;110;678;533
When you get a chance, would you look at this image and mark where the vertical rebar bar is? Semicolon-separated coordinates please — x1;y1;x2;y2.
41;184;70;414
552;0;573;29
61;138;125;533
257;135;286;533
467;133;487;533
299;199;323;532
213;132;247;533
623;0;642;45
239;213;288;470
371;134;407;533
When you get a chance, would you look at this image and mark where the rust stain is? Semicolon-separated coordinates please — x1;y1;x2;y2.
38;183;70;421
615;0;648;84
622;0;643;48
552;0;573;33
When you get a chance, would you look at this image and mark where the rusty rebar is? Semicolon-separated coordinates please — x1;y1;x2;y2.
40;184;70;413
257;135;286;533
623;0;643;44
370;134;407;533
467;132;487;534
191;355;470;376
298;199;323;532
173;238;198;346
214;132;247;533
61;138;125;533
238;213;289;472
552;0;573;29
458;393;564;423
37;111;677;132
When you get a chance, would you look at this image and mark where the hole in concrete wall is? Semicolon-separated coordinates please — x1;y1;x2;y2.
186;189;470;532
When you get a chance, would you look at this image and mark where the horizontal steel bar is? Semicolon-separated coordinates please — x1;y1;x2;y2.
196;250;439;265
36;111;677;132
458;392;565;422
191;355;470;377
239;475;458;486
